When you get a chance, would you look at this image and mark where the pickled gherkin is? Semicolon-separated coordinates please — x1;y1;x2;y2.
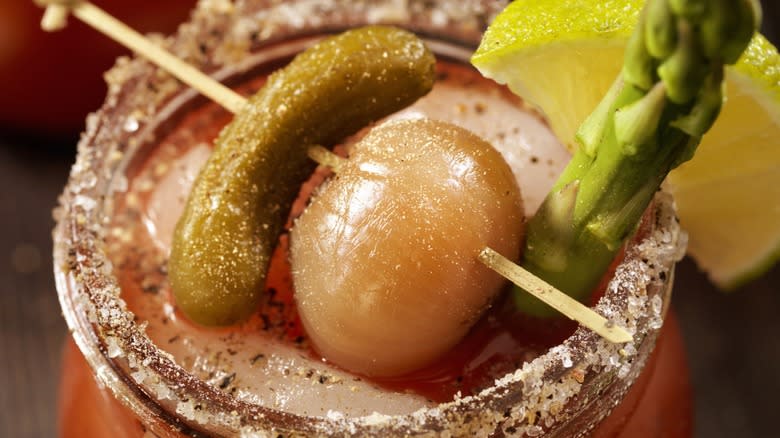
169;26;436;326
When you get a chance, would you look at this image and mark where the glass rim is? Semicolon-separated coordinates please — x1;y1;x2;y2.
52;0;687;436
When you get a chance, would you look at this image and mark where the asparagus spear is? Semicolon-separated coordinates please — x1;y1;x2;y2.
516;0;761;316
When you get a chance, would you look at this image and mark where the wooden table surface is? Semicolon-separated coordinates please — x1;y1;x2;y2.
1;2;779;437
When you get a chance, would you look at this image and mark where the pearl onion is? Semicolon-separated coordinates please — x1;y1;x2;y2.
291;119;524;377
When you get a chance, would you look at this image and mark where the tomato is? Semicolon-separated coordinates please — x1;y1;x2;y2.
0;0;196;137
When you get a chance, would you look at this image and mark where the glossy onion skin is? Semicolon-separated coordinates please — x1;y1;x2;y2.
291;119;525;377
169;26;435;326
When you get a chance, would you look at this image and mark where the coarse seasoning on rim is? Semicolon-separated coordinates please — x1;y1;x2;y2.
53;0;686;436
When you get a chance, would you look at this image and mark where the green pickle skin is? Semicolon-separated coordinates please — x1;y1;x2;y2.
168;26;436;326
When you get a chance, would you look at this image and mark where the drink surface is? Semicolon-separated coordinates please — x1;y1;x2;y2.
104;58;571;417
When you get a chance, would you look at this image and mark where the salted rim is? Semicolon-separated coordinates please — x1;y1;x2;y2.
52;0;687;436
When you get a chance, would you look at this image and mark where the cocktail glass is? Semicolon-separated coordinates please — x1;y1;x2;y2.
53;0;691;436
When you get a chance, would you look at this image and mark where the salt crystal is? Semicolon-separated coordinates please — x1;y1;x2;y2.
562;353;573;369
81;171;98;189
154;382;173;400
100;260;114;276
651;295;663;315
113;175;129;193
361;412;391;426
326;410;345;420
106;336;122;358
73;194;97;211
127;353;138;369
526;425;544;436
123;117;139;133
431;9;447;26
618;365;630;379
176;400;197;421
274;4;305;28
366;0;410;23
131;369;147;384
202;0;234;14
238;426;259;438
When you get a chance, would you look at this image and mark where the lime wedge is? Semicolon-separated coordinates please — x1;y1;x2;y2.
472;0;780;289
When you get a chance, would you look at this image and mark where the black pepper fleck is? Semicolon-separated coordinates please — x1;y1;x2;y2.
219;373;236;389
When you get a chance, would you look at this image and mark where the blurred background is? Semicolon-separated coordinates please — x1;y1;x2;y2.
0;0;777;437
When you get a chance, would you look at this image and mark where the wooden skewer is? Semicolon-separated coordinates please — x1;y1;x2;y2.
41;3;68;31
37;0;633;345
307;145;347;173
479;247;633;343
38;0;247;114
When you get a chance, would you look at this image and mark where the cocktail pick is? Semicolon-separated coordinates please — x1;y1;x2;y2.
37;0;245;114
35;0;633;344
478;248;633;343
